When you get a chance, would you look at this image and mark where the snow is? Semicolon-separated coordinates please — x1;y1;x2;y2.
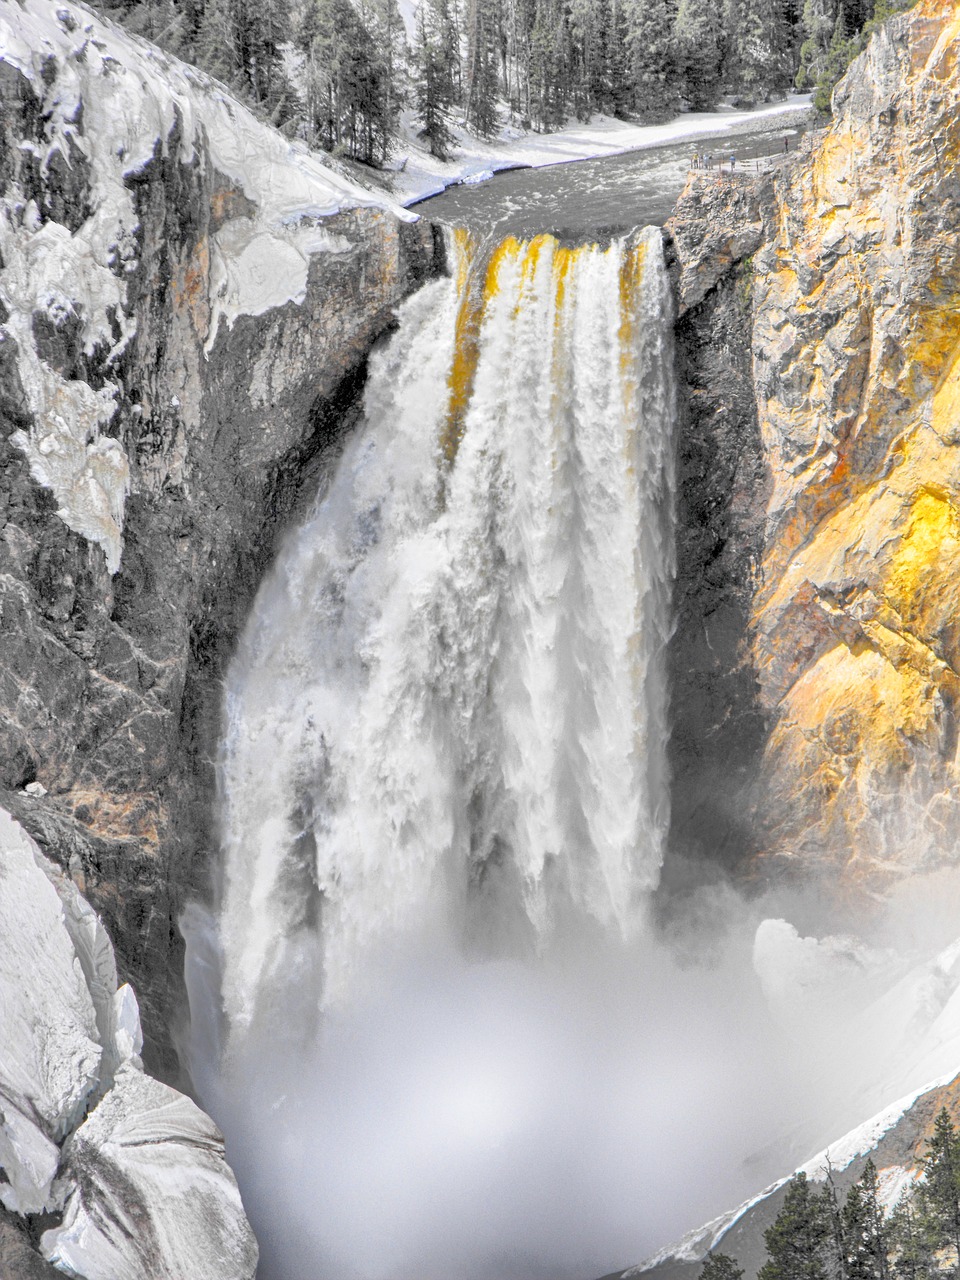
42;1063;258;1280
42;854;145;1084
0;0;410;573
0;805;256;1275
390;95;814;206
0;807;101;1213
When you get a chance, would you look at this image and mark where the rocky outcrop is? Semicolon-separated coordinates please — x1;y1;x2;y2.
0;807;257;1278
666;0;960;893
0;0;438;1080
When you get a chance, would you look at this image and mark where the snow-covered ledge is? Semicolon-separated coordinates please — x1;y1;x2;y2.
0;807;257;1278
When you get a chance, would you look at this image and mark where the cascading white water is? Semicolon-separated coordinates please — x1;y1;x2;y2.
216;226;676;1041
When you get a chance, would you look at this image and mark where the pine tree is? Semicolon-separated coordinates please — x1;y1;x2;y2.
464;0;501;136
569;0;610;115
297;0;394;164
674;0;723;109
625;0;679;117
915;1107;960;1272
887;1199;933;1280
197;0;291;108
843;1161;890;1280
810;3;858;109
529;0;568;128
724;0;788;102
795;0;837;90
701;1252;746;1280
414;0;458;156
759;1173;833;1280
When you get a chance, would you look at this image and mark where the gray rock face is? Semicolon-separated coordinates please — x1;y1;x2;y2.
0;0;438;1080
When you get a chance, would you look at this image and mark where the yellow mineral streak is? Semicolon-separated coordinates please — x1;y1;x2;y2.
440;233;562;466
440;228;483;467
884;488;960;665
617;241;647;370
548;243;579;437
552;243;577;321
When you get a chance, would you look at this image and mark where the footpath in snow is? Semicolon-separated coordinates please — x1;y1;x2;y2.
389;95;814;206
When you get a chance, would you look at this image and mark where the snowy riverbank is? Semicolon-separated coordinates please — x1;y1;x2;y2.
389;95;814;206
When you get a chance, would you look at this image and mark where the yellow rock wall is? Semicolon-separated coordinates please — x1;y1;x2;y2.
748;0;960;887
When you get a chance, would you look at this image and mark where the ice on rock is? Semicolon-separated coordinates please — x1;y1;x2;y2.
40;855;144;1084
42;1063;258;1280
0;809;101;1214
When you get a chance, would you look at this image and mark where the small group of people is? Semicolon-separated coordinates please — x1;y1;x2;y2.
691;151;737;172
690;136;793;174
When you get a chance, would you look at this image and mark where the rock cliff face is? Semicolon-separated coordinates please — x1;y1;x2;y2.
666;0;960;895
0;0;438;1079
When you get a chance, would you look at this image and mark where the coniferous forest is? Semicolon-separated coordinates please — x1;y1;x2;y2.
98;0;916;165
702;1110;960;1280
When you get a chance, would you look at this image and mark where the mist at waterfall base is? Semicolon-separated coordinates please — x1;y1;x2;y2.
182;229;960;1280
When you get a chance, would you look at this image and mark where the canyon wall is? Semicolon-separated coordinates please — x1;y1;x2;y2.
667;0;960;898
0;0;437;1080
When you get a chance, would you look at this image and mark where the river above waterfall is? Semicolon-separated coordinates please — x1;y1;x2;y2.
411;113;811;241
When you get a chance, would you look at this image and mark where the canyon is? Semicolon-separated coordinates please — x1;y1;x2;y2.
2;0;960;1275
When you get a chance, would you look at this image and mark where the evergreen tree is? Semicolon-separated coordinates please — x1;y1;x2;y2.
887;1199;933;1280
915;1107;960;1271
414;0;458;156
625;0;679;117
811;3;858;109
701;1253;746;1280
759;1173;833;1280
843;1161;890;1280
528;0;568;128
197;0;291;108
674;0;723;109
724;0;788;101
298;0;394;163
464;0;501;136
569;0;612;115
795;0;837;90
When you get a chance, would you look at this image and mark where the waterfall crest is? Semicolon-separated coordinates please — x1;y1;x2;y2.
217;226;677;1041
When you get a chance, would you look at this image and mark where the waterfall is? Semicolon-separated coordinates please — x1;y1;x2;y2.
215;226;677;1046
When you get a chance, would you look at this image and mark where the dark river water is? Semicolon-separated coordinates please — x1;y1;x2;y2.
412;110;811;241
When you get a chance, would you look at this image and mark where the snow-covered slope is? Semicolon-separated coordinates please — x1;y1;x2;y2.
0;807;257;1279
620;917;960;1280
0;0;409;573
